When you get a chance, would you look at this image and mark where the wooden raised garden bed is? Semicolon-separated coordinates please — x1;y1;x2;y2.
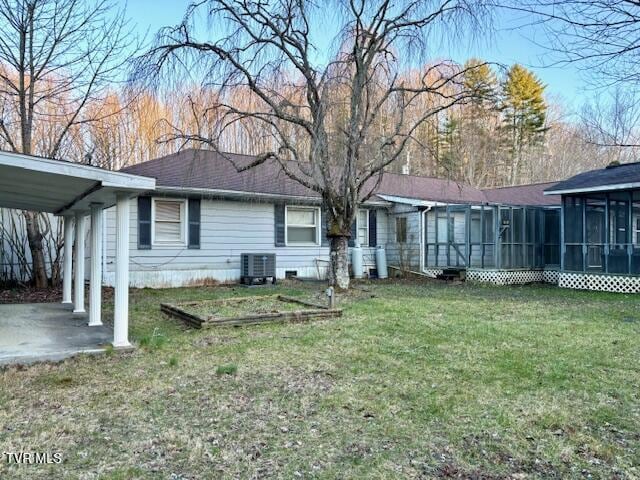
161;294;342;328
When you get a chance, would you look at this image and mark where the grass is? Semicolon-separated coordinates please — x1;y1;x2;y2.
180;295;303;318
216;364;238;376
0;280;639;479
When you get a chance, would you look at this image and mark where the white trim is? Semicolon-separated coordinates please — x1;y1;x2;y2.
377;194;449;207
155;186;390;207
544;182;640;195
0;150;155;190
284;205;321;246
356;209;369;247
151;197;187;247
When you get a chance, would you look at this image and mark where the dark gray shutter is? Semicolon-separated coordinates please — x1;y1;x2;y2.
138;196;152;249
369;209;377;247
274;203;286;246
188;198;201;249
348;219;357;247
321;206;329;247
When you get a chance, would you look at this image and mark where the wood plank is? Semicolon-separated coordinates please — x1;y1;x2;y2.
203;309;342;327
277;295;329;310
160;303;207;328
162;300;342;329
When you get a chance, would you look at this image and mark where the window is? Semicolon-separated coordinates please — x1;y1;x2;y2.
357;210;369;246
286;206;320;245
396;217;407;243
635;216;640;245
153;199;186;245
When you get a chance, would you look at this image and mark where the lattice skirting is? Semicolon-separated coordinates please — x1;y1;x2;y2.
467;269;546;286
423;269;444;278
543;269;560;284
558;272;640;293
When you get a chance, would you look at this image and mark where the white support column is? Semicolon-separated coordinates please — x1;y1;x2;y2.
73;211;87;314
62;215;74;304
113;193;131;347
89;204;104;326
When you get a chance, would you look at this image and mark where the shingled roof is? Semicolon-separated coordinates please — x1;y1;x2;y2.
121;149;556;206
483;182;560;206
545;162;640;194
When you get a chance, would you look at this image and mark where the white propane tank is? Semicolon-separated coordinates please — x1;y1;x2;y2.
351;242;364;279
376;245;388;279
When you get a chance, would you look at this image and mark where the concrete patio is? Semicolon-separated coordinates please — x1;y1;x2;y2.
0;303;112;365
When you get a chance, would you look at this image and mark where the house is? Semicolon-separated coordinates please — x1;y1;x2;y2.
105;148;564;288
544;161;640;293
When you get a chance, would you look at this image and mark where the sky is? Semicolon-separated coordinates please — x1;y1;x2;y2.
122;0;596;116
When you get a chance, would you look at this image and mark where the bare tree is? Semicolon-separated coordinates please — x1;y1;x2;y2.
512;1;640;89
508;0;640;149
137;0;489;289
0;0;136;287
581;88;640;154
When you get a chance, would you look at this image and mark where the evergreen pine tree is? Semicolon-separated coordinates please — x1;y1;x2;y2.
501;64;547;184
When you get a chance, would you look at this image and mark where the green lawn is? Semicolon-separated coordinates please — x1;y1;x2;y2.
1;281;639;479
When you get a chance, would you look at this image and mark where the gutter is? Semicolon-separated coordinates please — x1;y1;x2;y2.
153;186;392;207
544;182;640;195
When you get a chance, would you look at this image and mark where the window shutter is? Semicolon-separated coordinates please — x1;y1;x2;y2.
348;219;357;247
274;203;286;246
369;209;377;247
188;198;201;249
321;206;329;247
138;196;152;249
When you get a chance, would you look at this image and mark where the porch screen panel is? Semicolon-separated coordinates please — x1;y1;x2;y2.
512;208;524;268
564;197;584;271
585;198;606;272
435;208;448;266
500;208;512;268
543;209;560;266
449;208;466;267
608;195;629;274
469;209;482;267
632;192;640;274
526;208;537;268
482;208;495;267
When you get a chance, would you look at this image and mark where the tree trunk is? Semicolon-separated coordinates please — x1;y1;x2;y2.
328;235;350;290
23;211;48;288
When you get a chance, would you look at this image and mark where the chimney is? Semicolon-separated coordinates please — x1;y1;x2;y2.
402;150;411;175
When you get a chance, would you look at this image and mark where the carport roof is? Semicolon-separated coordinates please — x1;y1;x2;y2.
0;150;155;214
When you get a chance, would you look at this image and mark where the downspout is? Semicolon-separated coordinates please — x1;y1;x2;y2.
420;206;432;272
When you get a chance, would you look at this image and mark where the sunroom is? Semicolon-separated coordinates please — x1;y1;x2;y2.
423;203;561;284
545;162;640;293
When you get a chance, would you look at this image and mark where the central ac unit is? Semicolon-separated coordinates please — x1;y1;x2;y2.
240;253;276;285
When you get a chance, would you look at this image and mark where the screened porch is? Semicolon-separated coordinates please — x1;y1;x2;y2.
562;191;640;274
423;204;560;270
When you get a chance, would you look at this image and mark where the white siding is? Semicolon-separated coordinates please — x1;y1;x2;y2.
103;197;390;288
